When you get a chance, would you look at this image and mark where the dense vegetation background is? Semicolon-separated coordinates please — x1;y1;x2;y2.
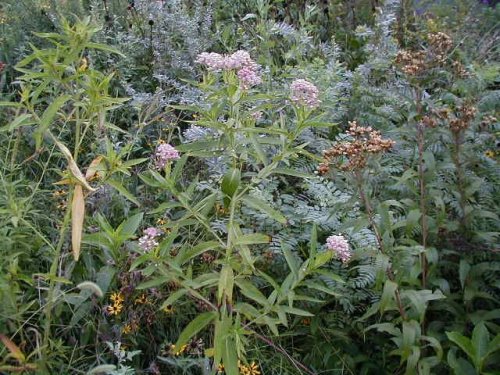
0;0;499;374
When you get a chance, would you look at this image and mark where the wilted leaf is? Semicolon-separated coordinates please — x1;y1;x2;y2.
0;334;25;362
72;185;85;261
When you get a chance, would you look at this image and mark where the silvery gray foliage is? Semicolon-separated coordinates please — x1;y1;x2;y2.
356;0;399;64
90;0;214;107
348;0;406;127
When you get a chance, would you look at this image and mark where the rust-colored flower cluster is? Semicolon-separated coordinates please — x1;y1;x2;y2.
449;104;477;132
395;32;461;77
451;61;469;78
318;121;395;174
428;32;453;62
480;115;497;129
421;115;438;128
395;50;426;76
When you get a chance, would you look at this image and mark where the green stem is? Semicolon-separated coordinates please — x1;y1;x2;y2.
415;88;428;289
40;185;73;368
354;171;407;321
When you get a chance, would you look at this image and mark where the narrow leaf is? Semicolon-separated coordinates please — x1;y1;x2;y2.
71;185;85;261
0;335;25;362
175;312;217;350
106;178;140;206
243;195;286;224
233;233;271;246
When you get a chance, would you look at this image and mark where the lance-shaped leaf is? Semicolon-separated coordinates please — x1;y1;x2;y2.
51;135;96;191
72;185;85;261
218;265;234;304
85;155;104;180
242;195;286;224
175;312;217;351
0;334;25;363
35;95;71;148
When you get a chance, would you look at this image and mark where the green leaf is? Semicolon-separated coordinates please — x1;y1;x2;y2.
118;212;144;239
161;289;188;309
309;224;318;257
486;334;500;357
282;244;298;277
36;95;71;148
4;114;35;132
106;178;140;206
459;259;471;290
447;348;477;375
305;281;341;297
175;312;217;350
171;154;188;182
192;192;217;216
0;101;22;108
366;323;401;336
471;322;489;367
218;265;234;304
446;331;476;365
380;280;399;314
243;195;286;224
176;241;220;265
280;306;314;316
250;134;269;165
273;168;312;178
221;168;241;198
86;42;125;56
233;233;271;246
137;277;170;289
221;335;239;375
121;158;148;168
235;279;269;307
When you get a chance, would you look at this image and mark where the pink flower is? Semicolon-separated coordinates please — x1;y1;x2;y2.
224;50;253;70
195;52;226;71
237;67;262;90
155;143;180;169
326;234;351;263
251;111;263;120
138;227;161;252
290;79;320;109
196;50;262;90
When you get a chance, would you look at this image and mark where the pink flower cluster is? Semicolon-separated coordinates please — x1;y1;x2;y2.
290;79;320;109
138;227;161;252
195;50;262;89
326;234;351;263
237;67;262;89
155;143;180;169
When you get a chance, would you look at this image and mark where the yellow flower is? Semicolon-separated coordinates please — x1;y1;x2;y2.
163;304;174;314
215;203;229;215
106;303;123;316
134;293;149;305
122;324;132;334
52;189;67;198
217;363;224;373
110;292;125;304
77;57;88;73
169;344;187;356
57;201;67;210
485;150;496;158
239;361;260;375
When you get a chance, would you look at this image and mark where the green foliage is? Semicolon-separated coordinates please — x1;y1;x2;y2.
0;1;499;374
